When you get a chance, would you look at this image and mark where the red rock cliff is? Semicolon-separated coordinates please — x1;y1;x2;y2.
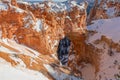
0;0;88;54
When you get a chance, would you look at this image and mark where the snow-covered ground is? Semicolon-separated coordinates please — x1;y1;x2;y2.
85;17;120;80
0;39;40;58
0;58;49;80
0;0;120;80
0;39;81;80
44;64;81;80
88;17;120;43
0;3;8;11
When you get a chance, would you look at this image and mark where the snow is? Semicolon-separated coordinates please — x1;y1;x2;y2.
30;57;38;66
0;3;8;11
90;42;120;80
0;38;82;80
87;17;120;43
106;7;115;17
9;4;25;13
51;53;58;60
47;36;51;43
47;2;67;12
51;40;58;49
39;4;45;7
17;0;88;13
10;55;26;68
66;16;71;20
48;1;55;7
0;31;2;39
0;58;49;80
70;1;77;7
70;1;85;10
27;0;86;13
44;64;81;80
14;7;25;13
23;14;35;28
80;64;96;80
33;19;43;32
0;46;16;53
0;39;40;58
17;1;30;5
86;17;120;80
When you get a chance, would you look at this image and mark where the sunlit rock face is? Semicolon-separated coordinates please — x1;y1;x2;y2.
66;32;100;77
0;0;101;78
0;0;101;79
0;0;87;54
1;0;120;80
0;0;89;79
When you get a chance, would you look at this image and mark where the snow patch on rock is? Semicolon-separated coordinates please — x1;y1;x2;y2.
87;17;120;43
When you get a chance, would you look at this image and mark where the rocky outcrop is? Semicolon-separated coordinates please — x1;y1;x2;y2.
94;35;120;53
0;0;103;79
87;17;120;80
11;0;18;7
88;0;120;24
2;0;120;80
0;0;88;54
66;32;100;76
0;39;81;80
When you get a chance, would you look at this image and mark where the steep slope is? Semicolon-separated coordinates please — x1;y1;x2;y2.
87;17;120;80
0;38;81;80
1;0;120;80
0;58;49;80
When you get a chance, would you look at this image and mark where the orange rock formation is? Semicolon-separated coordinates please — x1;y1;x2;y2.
0;0;87;55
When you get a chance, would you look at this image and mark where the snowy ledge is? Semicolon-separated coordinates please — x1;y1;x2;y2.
87;17;120;44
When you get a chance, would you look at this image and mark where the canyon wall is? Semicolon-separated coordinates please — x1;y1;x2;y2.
0;0;88;54
0;0;101;79
88;0;120;24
